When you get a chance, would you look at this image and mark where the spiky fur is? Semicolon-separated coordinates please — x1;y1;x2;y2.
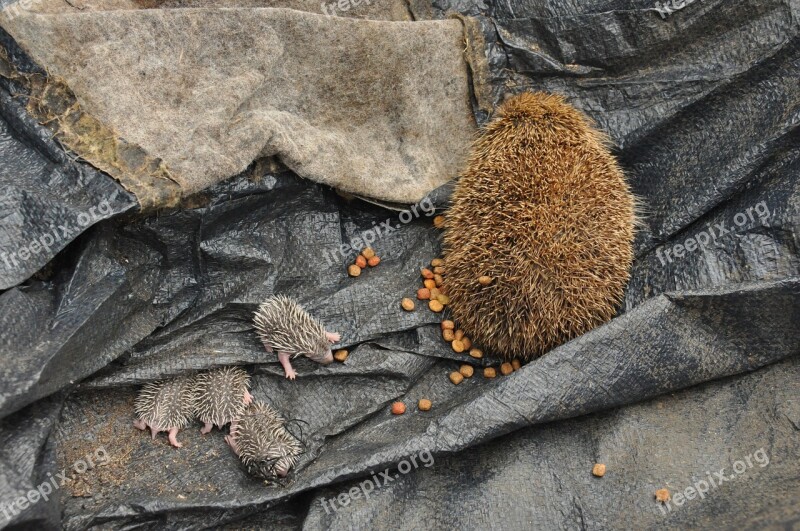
230;401;301;480
134;375;196;431
254;295;329;361
193;367;250;428
443;92;635;360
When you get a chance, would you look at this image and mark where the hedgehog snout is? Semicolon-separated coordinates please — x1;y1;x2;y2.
321;350;334;365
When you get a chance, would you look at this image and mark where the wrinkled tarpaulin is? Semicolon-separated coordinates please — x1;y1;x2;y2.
0;0;798;529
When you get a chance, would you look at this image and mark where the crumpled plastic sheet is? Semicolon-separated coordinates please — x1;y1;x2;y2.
0;0;798;529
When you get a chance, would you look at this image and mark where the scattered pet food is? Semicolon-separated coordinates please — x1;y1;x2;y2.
391;402;406;415
417;288;431;300
429;300;444;312
469;348;483;359
334;349;349;362
459;365;474;378
483;367;497;378
449;371;464;385
500;362;513;376
655;489;670;502
348;264;362;277
418;399;432;411
592;464;606;477
433;215;445;228
401;298;415;311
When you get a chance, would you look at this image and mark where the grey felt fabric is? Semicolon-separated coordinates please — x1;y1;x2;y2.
0;3;476;205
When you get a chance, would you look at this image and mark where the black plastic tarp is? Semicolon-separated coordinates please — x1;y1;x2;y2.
0;0;799;529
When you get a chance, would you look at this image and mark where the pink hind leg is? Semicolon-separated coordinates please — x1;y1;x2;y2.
224;435;240;455
243;390;253;405
167;428;183;448
133;419;147;431
325;331;340;343
200;422;213;435
278;351;297;380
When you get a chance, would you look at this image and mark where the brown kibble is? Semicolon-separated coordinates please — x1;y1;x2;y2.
417;288;431;300
442;329;455;342
655;489;670;503
433;215;445;228
452;339;466;353
435;294;450;305
334;349;349;362
449;371;464;385
367;256;381;267
461;337;472;350
431;258;444;267
500;362;513;376
441;320;455;330
421;268;434;279
469;348;483;359
433;266;445;275
391;402;406;415
454;329;465;340
418;399;432;411
401;298;415;311
430;288;441;299
423;279;436;290
434;274;444;287
483;367;497;378
361;247;376;259
511;359;521;370
459;364;474;378
429;300;444;313
478;275;493;286
592;464;606;477
355;255;367;268
348;264;362;277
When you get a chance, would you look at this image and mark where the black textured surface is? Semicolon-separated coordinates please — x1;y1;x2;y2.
0;0;798;529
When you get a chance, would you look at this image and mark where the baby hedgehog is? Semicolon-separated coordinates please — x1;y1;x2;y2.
133;375;196;448
444;92;635;360
254;295;339;380
193;367;253;435
225;401;303;479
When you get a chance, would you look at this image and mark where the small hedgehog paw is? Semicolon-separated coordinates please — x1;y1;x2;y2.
285;369;297;380
325;331;341;343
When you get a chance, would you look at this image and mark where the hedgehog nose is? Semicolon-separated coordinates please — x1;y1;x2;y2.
277;468;288;477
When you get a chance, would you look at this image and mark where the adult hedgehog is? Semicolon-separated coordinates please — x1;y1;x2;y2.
443;92;635;360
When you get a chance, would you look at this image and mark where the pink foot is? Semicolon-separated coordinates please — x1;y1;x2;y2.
133;419;147;431
278;352;297;380
261;339;273;353
243;390;254;405
200;422;213;435
325;331;340;343
168;428;183;448
150;426;159;440
225;435;239;455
